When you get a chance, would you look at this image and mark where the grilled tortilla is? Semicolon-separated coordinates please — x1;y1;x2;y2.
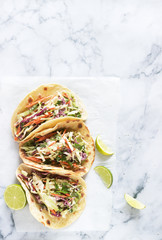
11;84;87;142
16;164;86;229
19;117;95;177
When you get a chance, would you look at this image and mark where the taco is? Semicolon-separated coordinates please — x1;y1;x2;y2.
19;117;95;176
11;84;87;142
16;163;86;229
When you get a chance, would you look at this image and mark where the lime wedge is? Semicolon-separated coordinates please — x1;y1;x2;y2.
95;135;114;155
4;184;27;210
124;193;146;209
94;166;113;188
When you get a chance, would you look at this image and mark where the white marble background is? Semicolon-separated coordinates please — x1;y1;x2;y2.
0;0;162;239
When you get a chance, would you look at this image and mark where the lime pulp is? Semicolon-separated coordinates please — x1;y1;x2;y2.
124;193;146;209
94;166;113;188
95;135;114;156
4;184;26;210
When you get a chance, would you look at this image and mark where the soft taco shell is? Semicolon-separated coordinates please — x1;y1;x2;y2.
19;117;95;177
16;163;86;229
11;84;87;142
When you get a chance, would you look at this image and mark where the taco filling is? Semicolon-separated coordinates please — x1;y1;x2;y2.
18;170;82;218
21;129;88;171
14;91;82;141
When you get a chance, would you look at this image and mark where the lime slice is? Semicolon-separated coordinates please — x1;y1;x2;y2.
4;184;27;210
95;135;114;155
124;193;146;209
94;166;113;188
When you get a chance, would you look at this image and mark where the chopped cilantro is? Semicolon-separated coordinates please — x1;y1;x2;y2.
73;143;83;150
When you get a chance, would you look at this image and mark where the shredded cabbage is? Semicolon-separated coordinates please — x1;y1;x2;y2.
14;91;82;140
21;130;88;170
18;171;82;217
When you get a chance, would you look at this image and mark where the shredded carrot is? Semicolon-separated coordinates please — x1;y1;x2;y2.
26;95;53;108
65;193;70;197
48;141;56;147
73;163;78;167
62;92;69;99
24;116;43;127
14;136;19;141
64;138;70;149
61;162;71;168
61;161;69;165
70;181;77;185
50;209;56;215
35;132;56;142
64;138;68;145
65;143;70;149
48;107;56;111
45;112;53;117
48;112;53;116
51;193;66;198
24;119;42;127
66;100;71;105
26;156;42;163
62;129;67;137
24;112;54;127
51;193;71;198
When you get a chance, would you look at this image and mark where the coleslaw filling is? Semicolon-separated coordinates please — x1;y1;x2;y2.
14;91;82;141
18;170;82;218
21;129;88;170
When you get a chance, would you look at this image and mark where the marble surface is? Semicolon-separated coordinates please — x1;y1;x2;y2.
0;0;162;239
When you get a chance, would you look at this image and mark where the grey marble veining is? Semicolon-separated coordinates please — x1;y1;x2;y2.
0;0;162;239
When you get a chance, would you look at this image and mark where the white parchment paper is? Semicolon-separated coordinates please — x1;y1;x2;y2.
0;77;120;232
